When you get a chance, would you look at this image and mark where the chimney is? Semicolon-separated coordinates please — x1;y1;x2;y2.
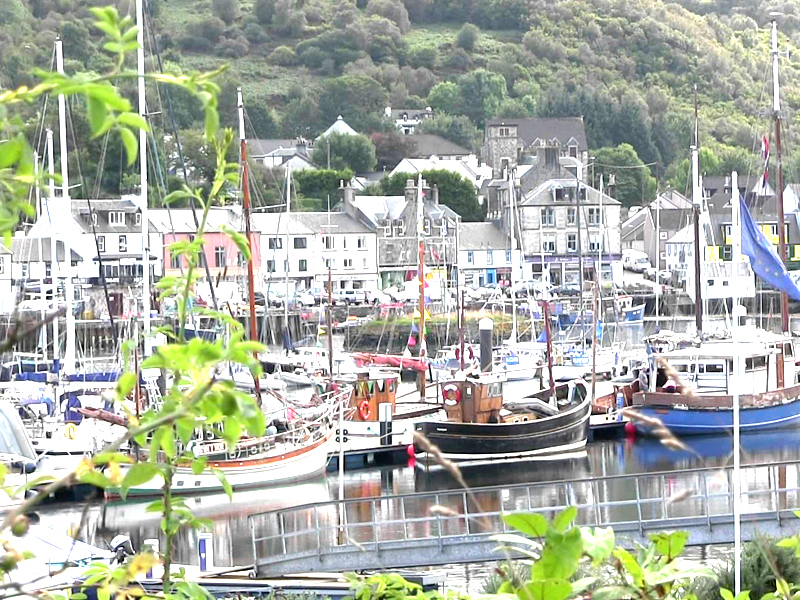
432;184;439;205
405;178;416;205
340;180;356;218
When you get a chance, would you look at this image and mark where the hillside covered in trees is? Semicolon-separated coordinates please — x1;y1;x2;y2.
4;0;800;206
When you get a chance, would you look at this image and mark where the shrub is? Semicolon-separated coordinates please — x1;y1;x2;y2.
219;35;249;57
445;47;472;70
243;22;267;43
253;0;275;24
456;23;480;51
211;0;239;24
408;46;436;69
365;0;410;33
268;45;297;65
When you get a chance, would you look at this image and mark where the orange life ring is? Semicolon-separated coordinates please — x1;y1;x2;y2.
442;383;461;406
358;400;371;420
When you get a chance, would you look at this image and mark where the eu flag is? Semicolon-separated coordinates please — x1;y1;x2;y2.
740;198;800;301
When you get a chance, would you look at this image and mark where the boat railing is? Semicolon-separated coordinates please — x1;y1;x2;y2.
249;459;800;576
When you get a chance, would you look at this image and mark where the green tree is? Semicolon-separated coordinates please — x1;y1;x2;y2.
253;0;276;23
366;0;411;33
59;20;94;64
312;132;378;172
456;23;480;51
457;69;507;126
419;114;481;151
318;75;389;133
294;168;355;206
0;0;26;26
594;144;657;207
375;169;484;220
212;0;240;24
371;132;417;170
427;81;460;115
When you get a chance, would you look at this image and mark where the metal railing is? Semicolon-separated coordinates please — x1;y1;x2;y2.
249;460;800;576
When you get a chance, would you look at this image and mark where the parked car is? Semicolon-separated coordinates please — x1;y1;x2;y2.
623;249;652;273
334;289;367;305
385;285;418;303
551;283;581;297
365;289;392;304
309;287;331;304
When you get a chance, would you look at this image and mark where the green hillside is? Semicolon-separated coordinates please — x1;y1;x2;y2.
5;0;800;204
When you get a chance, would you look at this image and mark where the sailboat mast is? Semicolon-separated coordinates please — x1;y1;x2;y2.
136;0;151;356
692;87;703;336
508;167;517;343
237;89;261;397
55;38;75;375
772;20;789;340
46;129;59;364
417;174;426;390
575;168;585;345
33;152;48;356
284;167;291;333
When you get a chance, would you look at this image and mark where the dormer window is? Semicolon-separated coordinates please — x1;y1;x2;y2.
135;212;142;226
108;211;125;226
569;145;578;158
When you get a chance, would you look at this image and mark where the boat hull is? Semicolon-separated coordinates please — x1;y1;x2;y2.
636;401;800;435
414;397;591;461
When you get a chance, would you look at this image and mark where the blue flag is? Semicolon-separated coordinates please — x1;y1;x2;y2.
740;198;800;301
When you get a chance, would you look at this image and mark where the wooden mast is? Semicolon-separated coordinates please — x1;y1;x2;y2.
237;88;261;398
772;19;789;388
417;174;426;393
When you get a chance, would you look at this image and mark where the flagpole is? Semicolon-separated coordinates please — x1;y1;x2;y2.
731;170;742;595
772;18;789;387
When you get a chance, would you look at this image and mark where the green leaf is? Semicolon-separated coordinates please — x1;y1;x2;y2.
649;531;688;561
119;127;138;166
593;586;637;600
582;527;615;566
0;138;22;169
212;468;233;500
120;463;159;500
503;513;548;537
117;112;149;132
86;96;108;135
192;457;208;476
721;589;735;600
571;578;597;595
220;224;251;261
532;526;583;581
205;105;220;140
517;579;572;600
115;372;137;401
159;425;176;458
613;548;645;587
551;506;577;533
176;417;196;445
79;470;113;490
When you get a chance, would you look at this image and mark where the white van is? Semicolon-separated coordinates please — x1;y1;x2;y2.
622;250;652;273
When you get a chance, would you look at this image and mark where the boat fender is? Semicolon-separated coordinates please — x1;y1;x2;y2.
359;400;371;420
467;346;475;361
442;383;461;406
64;423;77;440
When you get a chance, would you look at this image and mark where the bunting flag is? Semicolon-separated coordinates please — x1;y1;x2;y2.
411;323;419;333
407;334;417;347
413;308;421;318
317;326;326;335
431;248;441;261
761;134;770;192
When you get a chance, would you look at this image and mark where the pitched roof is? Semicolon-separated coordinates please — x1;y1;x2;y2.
11;238;81;262
249;139;302;156
520;178;620;206
251;212;371;235
458;222;510;251
318;116;358;139
406;134;470;158
149;207;248;233
485;117;588;149
389;107;432;121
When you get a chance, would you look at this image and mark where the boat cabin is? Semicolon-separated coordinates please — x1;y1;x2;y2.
647;337;796;395
441;371;504;424
341;369;400;422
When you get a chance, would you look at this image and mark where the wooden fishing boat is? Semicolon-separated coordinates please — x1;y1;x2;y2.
414;373;591;462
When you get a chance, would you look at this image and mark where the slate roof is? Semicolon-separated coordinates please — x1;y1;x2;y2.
406;134;470;158
251;212;371;236
11;238;81;262
458;222;509;251
318;116;358;138
71;198;157;233
249;139;303;156
485;117;588;149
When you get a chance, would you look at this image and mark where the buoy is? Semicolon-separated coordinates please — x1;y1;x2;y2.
406;444;415;458
358;399;371;420
624;421;636;437
64;423;77;440
442;383;461;406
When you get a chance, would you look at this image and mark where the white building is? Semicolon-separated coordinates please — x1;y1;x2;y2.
389;157;492;190
384;107;434;135
252;212;378;292
457;222;524;287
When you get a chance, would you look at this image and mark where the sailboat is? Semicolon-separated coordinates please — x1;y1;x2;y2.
632;24;800;435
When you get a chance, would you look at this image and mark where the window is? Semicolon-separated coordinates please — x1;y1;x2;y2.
108;211;125;226
363;257;367;267
214;246;225;268
567;207;576;225
506;250;511;263
98;236;105;252
343;237;347;250
722;245;732;260
467;251;474;264
171;252;181;269
237;252;246;267
344;258;353;268
91;212;98;226
357;236;367;249
268;237;282;250
541;207;555;227
323;236;334;250
135;212;142;226
569;145;578;158
284;260;289;272
660;231;668;240
293;237;307;249
119;235;127;253
487;251;493;265
588;207;600;226
266;260;275;272
325;258;333;269
21;264;27;278
589;234;601;252
543;234;556;253
299;259;307;272
567;234;577;253
45;263;50;278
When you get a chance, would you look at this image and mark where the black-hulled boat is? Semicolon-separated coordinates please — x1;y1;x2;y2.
414;372;591;463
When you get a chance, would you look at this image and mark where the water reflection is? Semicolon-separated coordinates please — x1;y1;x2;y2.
32;426;800;570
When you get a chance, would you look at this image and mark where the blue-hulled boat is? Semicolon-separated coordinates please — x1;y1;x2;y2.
633;330;800;436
